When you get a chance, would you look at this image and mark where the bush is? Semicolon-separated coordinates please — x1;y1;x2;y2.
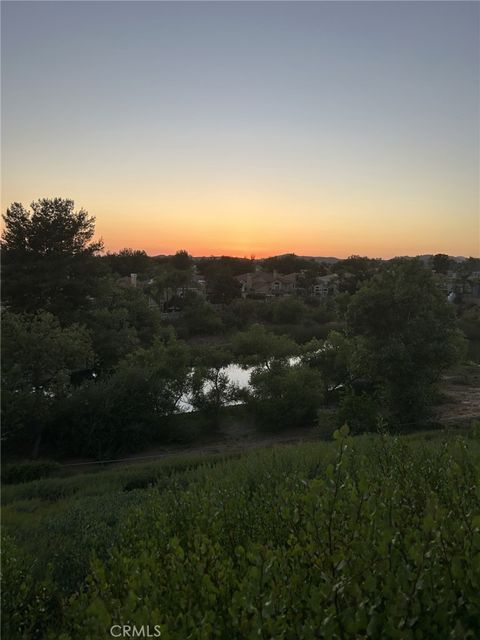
1;535;60;640
2;478;79;504
49;435;480;639
1;461;62;485
272;297;306;324
337;388;380;434
248;362;324;430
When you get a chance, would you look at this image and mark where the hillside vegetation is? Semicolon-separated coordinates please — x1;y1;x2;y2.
2;199;480;638
3;430;480;639
3;199;478;461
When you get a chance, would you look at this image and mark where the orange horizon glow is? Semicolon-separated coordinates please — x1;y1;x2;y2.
3;2;478;263
89;191;479;260
2;188;478;260
100;242;480;261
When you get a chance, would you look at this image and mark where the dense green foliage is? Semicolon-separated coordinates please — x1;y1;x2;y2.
2;432;480;638
190;347;238;427
1;197;477;461
1;199;105;317
2;311;94;455
53;332;191;457
247;361;324;430
346;259;465;426
1;460;62;485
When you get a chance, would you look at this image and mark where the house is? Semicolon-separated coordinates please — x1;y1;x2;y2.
468;272;480;298
434;270;480;299
117;273;139;288
312;274;339;297
236;270;298;298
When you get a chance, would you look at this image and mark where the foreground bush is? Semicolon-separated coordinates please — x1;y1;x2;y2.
247;361;324;430
1;460;61;485
3;429;480;640
3;432;474;639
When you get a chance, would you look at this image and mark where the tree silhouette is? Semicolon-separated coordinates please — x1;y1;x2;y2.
2;198;104;316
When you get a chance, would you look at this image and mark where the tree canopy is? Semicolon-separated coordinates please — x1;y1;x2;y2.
346;259;465;425
2;198;103;257
2;198;105;316
2;311;93;455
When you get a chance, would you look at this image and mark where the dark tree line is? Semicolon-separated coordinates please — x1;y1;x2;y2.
1;198;468;459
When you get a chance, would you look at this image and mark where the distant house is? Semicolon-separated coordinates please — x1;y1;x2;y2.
468;272;480;298
170;266;207;300
236;271;298;297
312;274;339;297
434;270;480;299
191;265;207;297
116;273;160;308
117;273;140;289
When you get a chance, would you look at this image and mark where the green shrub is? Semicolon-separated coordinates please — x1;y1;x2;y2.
1;461;61;485
123;471;159;491
1;535;60;640
247;362;324;430
56;435;480;639
2;435;480;639
337;388;381;434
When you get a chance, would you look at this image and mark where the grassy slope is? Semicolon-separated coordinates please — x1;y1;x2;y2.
2;430;480;639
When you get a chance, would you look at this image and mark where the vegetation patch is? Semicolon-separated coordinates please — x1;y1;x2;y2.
2;431;480;639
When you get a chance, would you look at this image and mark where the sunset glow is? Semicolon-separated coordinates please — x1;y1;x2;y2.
2;1;479;258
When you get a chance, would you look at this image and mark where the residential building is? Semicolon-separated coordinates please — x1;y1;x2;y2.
236;270;298;297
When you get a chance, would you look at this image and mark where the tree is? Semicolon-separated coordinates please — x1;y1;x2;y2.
1;198;104;316
302;330;352;400
232;324;298;368
119;333;191;418
2;198;102;256
430;253;452;274
179;297;224;337
190;347;238;427
2;311;93;456
272;297;306;324
219;298;260;330
336;388;380;434
55;332;192;458
261;253;318;275
148;266;192;309
333;255;379;294
84;306;140;371
170;250;193;271
104;248;153;277
247;361;324;429
197;255;254;278
346;259;465;426
207;269;242;304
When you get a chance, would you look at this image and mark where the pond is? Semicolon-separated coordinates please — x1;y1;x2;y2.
178;358;301;412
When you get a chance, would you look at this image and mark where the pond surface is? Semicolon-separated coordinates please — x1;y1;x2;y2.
178;359;301;412
178;363;253;412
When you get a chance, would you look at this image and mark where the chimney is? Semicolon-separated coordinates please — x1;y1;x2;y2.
130;273;137;288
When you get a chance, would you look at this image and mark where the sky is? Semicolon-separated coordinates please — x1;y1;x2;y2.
2;1;479;258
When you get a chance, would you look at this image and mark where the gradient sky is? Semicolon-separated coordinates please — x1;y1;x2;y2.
2;1;479;258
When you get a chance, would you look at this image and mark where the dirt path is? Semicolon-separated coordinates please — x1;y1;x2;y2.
434;383;480;425
63;378;480;470
63;424;323;469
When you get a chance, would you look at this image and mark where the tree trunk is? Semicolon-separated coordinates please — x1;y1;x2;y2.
31;426;43;459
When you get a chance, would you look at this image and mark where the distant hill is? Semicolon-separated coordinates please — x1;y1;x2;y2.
407;255;467;263
153;254;341;262
151;253;470;263
274;254;340;264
